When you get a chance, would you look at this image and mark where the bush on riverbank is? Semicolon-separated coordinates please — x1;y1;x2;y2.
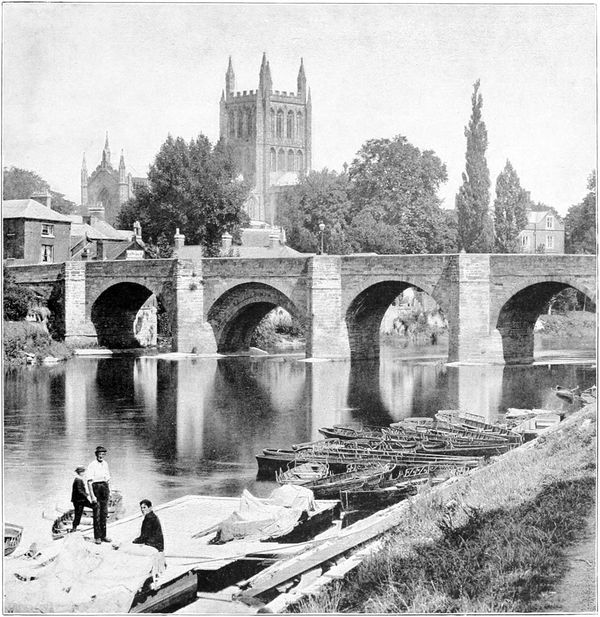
291;405;596;614
537;310;596;337
3;321;73;366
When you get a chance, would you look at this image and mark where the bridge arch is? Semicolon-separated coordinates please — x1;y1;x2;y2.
345;279;448;360
493;278;595;364
207;282;305;353
90;282;156;348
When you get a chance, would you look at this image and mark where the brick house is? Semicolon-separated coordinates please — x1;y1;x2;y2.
3;199;72;264
518;210;565;254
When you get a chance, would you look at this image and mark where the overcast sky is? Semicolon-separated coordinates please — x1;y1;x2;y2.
2;3;596;215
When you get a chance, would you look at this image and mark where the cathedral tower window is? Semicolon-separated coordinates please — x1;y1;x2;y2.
270;109;275;136
278;148;285;170
296;150;303;171
229;111;235;138
287;149;295;170
276;110;284;138
287;111;294;138
297;112;303;137
246;109;253;138
270;148;277;171
238;112;244;138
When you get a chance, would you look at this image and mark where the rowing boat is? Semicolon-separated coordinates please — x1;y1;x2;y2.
301;463;396;499
4;523;23;557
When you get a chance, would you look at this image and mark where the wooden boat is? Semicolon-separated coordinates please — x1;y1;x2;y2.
417;439;513;457
580;385;597;405
301;463;396;499
340;481;419;511
50;489;124;539
318;424;384;440
276;461;330;485
4;522;24;556
434;410;521;442
512;412;562;441
554;385;580;403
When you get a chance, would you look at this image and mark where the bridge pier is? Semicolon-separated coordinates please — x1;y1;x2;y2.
306;256;351;359
171;259;217;354
448;254;504;364
63;262;98;346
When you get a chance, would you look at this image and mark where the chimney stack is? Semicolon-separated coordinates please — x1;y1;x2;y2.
31;190;52;210
96;239;105;261
174;228;185;251
133;220;142;239
221;232;232;255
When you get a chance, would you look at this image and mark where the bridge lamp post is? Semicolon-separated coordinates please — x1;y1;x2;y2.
318;221;325;255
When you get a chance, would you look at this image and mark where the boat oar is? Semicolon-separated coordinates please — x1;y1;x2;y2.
190;523;221;539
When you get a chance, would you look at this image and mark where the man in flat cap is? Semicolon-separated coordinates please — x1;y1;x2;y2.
86;446;111;544
71;466;92;532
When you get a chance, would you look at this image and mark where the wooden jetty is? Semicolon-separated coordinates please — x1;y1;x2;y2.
4;494;341;614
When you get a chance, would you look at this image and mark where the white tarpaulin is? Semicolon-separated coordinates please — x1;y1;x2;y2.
3;533;155;613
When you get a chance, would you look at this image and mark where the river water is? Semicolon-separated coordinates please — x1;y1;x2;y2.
4;337;595;547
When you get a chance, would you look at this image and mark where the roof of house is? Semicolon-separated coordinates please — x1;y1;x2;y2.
524;210;564;230
2;199;73;223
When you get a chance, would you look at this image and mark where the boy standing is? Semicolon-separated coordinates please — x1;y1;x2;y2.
71;466;92;532
86;445;111;544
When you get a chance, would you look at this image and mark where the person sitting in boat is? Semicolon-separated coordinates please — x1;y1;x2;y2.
71;466;92;532
133;499;164;553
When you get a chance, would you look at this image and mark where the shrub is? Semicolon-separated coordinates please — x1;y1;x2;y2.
3;267;36;320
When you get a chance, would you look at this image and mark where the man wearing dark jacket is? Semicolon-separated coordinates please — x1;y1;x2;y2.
133;499;164;552
71;466;92;532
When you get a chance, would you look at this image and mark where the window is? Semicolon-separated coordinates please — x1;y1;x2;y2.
276;110;284;138
41;244;54;263
297;112;303;137
237;112;243;138
287;111;294;138
246;109;253;138
522;235;530;248
229;111;235;138
288;149;295;170
296;150;303;171
270;109;275;135
546;235;554;249
278;148;285;170
546;215;554;229
270;148;277;171
41;224;54;237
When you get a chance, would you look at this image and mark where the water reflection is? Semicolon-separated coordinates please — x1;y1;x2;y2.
4;342;595;546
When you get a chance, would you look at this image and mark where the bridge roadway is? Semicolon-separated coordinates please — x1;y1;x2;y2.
9;253;596;365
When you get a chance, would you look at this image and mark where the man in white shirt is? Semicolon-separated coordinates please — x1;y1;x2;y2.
86;445;111;545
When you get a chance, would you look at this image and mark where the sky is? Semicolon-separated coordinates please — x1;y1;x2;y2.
2;3;596;215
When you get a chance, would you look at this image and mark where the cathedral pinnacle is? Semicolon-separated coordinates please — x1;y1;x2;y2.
226;56;235;94
81;152;87;172
297;57;306;97
119;150;125;168
102;132;111;167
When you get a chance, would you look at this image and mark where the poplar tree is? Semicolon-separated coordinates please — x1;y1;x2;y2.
493;160;531;252
455;80;494;252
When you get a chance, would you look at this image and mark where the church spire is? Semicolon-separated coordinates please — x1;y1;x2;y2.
225;56;235;96
81;153;88;183
102;131;111;167
297;57;306;98
258;52;272;95
119;150;127;184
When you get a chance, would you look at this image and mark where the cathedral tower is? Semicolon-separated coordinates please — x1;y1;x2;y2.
219;54;312;224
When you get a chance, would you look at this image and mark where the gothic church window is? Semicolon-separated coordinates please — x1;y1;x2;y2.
296;150;303;171
229;112;235;138
238;112;244;138
297;112;303;137
246;109;253;138
287;111;294;138
276;110;284;138
270;148;277;171
278;148;285;170
288;149;295;170
270;109;275;136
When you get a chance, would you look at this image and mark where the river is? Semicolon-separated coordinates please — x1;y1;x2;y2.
4;337;595;548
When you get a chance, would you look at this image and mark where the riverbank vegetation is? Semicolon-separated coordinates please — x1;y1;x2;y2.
291;405;596;613
3;321;73;367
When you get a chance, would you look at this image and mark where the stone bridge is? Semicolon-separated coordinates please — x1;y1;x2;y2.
9;253;596;365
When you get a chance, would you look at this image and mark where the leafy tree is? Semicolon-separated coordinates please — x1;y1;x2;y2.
117;135;249;256
347;135;449;254
456;80;494;252
3;266;36;320
493;160;531;252
145;233;174;259
278;169;356;254
565;172;596;254
3;166;76;214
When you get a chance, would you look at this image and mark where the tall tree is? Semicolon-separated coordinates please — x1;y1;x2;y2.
3;166;76;214
347;135;449;254
455;80;494;252
493;160;531;252
278;169;355;254
117;135;250;256
565;171;596;254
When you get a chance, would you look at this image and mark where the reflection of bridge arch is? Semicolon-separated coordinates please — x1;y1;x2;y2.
345;279;447;360
494;279;595;364
90;282;155;348
207;282;304;353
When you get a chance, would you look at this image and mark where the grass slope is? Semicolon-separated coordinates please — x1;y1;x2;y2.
292;406;596;614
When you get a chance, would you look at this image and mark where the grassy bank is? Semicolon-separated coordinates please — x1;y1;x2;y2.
3;321;73;367
292;405;596;613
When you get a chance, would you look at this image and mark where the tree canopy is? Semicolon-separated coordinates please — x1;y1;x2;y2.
565;171;596;254
493;160;531;252
117;135;249;256
455;80;494;252
3;166;76;214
